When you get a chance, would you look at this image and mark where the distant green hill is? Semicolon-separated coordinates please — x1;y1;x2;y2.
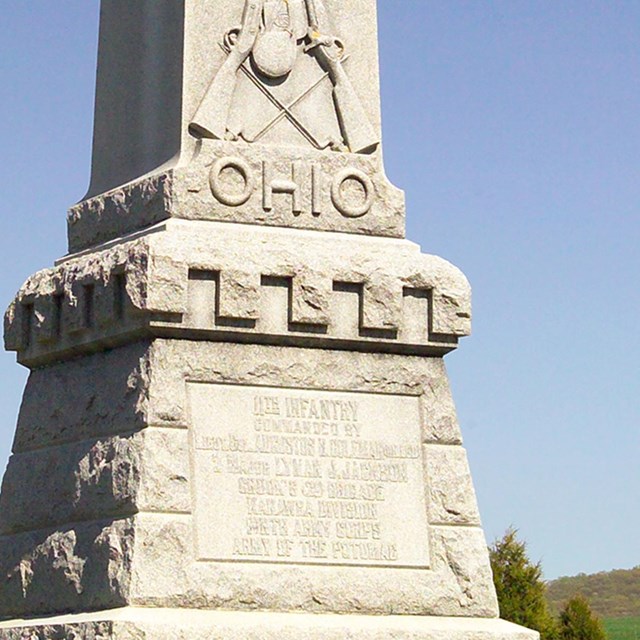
546;567;640;618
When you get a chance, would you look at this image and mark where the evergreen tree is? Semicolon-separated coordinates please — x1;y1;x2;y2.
558;595;606;640
489;528;557;640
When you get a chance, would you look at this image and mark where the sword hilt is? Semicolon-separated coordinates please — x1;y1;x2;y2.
304;31;345;61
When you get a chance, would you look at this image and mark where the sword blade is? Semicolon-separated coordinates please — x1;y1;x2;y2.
305;0;320;32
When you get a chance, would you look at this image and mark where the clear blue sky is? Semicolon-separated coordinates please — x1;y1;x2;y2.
0;1;637;581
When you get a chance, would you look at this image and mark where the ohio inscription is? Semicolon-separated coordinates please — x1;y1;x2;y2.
188;383;430;568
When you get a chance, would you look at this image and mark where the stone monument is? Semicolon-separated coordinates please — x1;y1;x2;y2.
0;1;538;639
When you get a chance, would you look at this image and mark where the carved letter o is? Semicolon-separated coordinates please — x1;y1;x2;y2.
209;157;255;207
331;168;375;218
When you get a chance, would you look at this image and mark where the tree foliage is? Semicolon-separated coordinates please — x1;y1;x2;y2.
489;528;558;640
558;595;607;640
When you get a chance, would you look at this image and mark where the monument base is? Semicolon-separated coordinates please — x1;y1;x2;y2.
0;608;538;640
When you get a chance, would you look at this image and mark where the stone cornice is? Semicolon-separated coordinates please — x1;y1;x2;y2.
5;222;471;368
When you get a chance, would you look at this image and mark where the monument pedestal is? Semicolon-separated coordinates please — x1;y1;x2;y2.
1;221;493;620
0;609;536;640
1;1;537;639
0;232;533;635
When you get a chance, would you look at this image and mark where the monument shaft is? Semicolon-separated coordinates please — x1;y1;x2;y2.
0;2;537;639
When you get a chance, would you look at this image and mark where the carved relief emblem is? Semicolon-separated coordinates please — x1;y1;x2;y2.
190;0;380;154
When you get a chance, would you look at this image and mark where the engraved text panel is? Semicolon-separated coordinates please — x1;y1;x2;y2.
188;383;430;568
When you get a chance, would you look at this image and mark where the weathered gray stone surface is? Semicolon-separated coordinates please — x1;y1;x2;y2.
11;342;150;451
6;221;471;368
88;0;382;197
0;429;190;536
0;518;134;619
75;0;392;251
70;143;407;252
0;609;538;640
125;515;496;616
426;445;482;526
0;340;496;619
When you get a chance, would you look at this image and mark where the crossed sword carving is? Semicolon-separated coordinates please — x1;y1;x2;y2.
221;41;347;149
190;0;379;153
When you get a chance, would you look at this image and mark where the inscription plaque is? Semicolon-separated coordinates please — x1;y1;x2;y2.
188;383;430;568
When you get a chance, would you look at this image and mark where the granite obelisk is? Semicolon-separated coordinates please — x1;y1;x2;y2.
0;1;538;638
